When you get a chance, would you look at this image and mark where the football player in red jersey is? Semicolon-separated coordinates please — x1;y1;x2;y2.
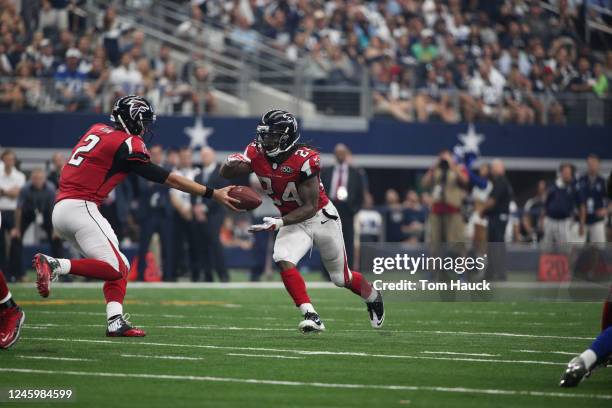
0;213;25;349
221;109;384;332
32;95;241;337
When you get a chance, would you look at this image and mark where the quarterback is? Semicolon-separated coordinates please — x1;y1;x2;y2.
221;109;384;332
33;95;240;337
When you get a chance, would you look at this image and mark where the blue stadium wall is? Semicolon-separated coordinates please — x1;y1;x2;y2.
1;112;611;160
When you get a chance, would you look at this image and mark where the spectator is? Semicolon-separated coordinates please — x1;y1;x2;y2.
522;180;547;243
411;29;438;63
0;150;26;282
150;44;171;79
136;145;174;281
9;168;63;281
320;143;364;271
591;62;608;98
402;190;426;243
170;147;200;281
109;53;143;96
482;159;513;281
414;66;457;123
468;163;492;255
576;154;608;244
54;48;90;111
157;62;194;115
543;163;583;245
193;147;229;282
356;192;383;243
421;149;468;246
35;38;58;77
382;188;405;242
47;152;66;188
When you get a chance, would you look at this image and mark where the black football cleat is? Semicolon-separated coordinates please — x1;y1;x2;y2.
560;356;589;387
366;291;385;329
106;314;146;337
298;312;325;333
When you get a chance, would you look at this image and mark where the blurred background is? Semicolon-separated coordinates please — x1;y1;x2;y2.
0;0;610;284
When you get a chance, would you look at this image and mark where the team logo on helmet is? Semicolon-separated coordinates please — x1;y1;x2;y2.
125;97;151;120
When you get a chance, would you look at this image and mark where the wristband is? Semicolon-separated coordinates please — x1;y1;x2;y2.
203;187;215;199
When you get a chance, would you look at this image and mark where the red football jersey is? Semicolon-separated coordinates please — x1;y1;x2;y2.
56;123;150;205
245;143;329;216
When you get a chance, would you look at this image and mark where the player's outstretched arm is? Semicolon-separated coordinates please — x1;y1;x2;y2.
220;153;252;179
164;173;242;212
129;159;242;211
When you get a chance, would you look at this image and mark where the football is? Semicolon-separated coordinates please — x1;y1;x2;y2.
228;185;262;211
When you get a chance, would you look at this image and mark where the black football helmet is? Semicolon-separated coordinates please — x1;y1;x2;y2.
256;109;300;158
110;95;156;136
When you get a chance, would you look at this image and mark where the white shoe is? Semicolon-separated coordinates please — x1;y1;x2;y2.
298;312;325;333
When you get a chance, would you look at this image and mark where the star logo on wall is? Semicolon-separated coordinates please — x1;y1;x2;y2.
185;116;214;148
457;123;484;154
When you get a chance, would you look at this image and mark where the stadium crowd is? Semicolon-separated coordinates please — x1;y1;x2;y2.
0;0;611;123
0;145;609;283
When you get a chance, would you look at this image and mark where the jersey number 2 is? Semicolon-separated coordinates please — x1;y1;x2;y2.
68;134;101;167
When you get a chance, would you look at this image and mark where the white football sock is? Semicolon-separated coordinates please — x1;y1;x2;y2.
106;301;123;321
299;303;316;315
0;292;12;304
57;258;71;275
580;349;598;369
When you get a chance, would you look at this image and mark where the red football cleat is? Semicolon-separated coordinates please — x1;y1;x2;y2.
33;253;57;298
0;307;25;349
106;314;146;337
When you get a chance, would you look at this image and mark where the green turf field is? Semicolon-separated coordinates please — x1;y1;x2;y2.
1;283;611;408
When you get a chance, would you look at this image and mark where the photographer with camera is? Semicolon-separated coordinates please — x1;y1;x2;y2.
422;150;469;248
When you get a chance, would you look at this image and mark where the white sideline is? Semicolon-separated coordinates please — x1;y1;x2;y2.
121;354;204;361
421;351;500;357
513;350;579;356
226;353;303;360
0;367;610;400
18;356;95;362
23;337;566;366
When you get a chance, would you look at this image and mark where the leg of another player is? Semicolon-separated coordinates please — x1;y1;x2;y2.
0;271;25;349
561;326;612;387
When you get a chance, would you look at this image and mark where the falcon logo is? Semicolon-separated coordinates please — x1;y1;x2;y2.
126;98;150;120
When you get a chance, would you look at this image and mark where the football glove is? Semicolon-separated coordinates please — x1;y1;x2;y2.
248;217;283;233
226;153;251;164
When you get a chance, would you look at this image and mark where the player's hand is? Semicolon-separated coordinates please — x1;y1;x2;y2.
213;185;243;212
248;217;284;233
226;153;251;166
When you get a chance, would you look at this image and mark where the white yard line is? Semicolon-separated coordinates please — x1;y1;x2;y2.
421;351;501;357
226;353;303;360
120;354;204;361
22;322;594;340
0;367;610;401
22;337;565;366
412;330;593;341
512;349;579;356
18;355;95;362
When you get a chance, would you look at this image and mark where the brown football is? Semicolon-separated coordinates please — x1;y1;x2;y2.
228;186;262;211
